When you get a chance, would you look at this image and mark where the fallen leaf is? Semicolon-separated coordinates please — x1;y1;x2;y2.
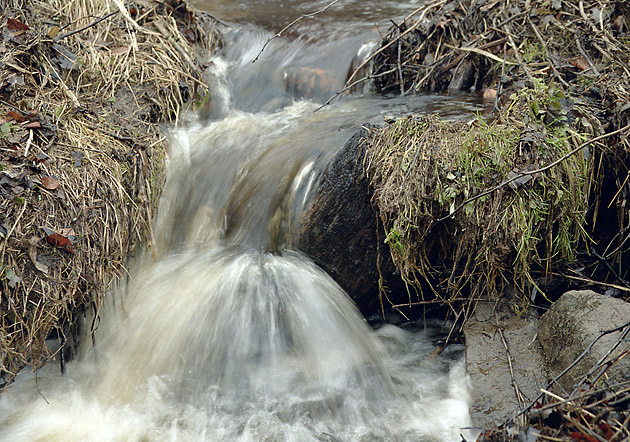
34;260;49;273
111;46;129;56
7;74;24;88
507;170;533;190
7;18;30;31
1;122;11;136
8;132;25;145
7;111;24;123
46;233;74;253
71;150;83;166
571;57;590;71
40;176;59;190
53;43;80;70
47;25;60;38
27;236;49;274
483;88;497;101
4;267;21;288
59;227;76;238
23;121;41;129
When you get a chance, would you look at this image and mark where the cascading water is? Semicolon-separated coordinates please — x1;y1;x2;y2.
0;1;486;440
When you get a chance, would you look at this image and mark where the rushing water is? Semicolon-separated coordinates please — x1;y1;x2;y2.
0;1;485;440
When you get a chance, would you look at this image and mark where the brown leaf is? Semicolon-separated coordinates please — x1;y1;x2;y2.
571;57;590;71
46;233;74;253
47;26;60;38
23;121;41;129
111;46;129;56
7;111;25;123
7;18;30;31
27;236;49;274
40;175;59;190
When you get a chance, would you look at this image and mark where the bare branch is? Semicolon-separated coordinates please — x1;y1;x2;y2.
438;123;630;222
252;0;340;63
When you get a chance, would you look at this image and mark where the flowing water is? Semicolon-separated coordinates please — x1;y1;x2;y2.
0;1;486;440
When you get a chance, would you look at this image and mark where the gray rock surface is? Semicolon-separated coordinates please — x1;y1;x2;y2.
537;289;630;393
299;126;404;313
464;302;548;430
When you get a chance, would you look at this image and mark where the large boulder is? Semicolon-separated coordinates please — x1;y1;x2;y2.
537;290;630;392
299;126;403;313
464;302;548;430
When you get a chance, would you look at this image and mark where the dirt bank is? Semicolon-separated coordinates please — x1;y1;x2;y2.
358;0;630;312
0;0;219;386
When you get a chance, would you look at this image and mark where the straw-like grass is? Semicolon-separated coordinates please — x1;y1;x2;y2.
365;80;592;318
0;0;219;386
354;0;630;314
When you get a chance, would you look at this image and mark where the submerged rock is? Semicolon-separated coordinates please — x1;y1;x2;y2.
299;126;403;314
537;290;630;392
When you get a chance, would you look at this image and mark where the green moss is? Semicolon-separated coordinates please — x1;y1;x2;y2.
365;78;591;307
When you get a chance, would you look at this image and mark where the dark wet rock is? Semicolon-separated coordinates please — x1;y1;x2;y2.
464;302;548;430
537;290;630;392
299;126;403;314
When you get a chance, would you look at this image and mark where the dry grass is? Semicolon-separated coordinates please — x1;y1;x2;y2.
357;0;630;313
364;82;592;318
0;0;218;386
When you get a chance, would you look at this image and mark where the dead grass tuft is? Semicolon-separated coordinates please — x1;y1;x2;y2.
0;0;219;386
365;81;593;318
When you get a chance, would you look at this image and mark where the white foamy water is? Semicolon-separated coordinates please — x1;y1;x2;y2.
0;245;472;441
0;2;483;440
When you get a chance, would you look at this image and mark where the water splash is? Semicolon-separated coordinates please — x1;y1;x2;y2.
0;4;480;439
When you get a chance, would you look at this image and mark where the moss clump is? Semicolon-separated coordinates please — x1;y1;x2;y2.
365;80;592;311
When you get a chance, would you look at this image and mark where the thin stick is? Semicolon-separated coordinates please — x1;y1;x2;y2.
252;0;340;63
0;199;27;270
396;24;405;96
55;11;119;41
519;320;630;417
314;68;397;111
444;43;516;65
553;272;630;294
497;324;527;410
438;123;630;222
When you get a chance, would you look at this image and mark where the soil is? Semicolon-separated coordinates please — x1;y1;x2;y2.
0;0;219;386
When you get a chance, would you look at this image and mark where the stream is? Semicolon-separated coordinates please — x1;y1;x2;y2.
0;1;486;440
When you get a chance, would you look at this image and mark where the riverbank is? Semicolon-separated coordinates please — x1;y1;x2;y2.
352;0;630;439
0;0;218;385
359;0;629;311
